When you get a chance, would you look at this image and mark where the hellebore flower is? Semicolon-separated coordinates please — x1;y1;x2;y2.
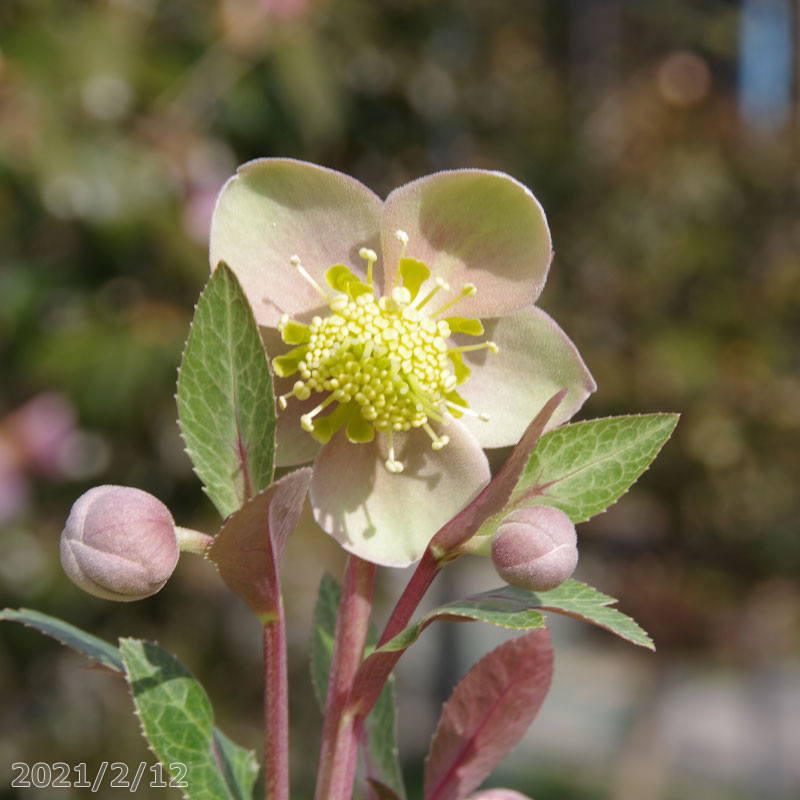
209;159;595;567
60;485;179;601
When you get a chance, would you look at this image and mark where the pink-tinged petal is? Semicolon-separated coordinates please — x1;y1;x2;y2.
309;421;490;567
381;170;551;319
466;791;533;800
456;306;596;449
209;158;383;328
260;326;322;467
275;393;323;466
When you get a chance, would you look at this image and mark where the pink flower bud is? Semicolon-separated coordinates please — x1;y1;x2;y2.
466;791;533;800
60;485;179;602
491;505;578;592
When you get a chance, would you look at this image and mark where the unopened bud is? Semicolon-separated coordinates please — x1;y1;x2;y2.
60;485;179;602
491;505;578;592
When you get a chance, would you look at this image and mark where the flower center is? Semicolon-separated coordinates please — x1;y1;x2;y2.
273;231;496;472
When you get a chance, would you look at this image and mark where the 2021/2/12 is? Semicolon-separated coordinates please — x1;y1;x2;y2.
10;760;189;791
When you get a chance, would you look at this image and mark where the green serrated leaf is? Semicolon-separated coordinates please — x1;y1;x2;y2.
0;608;124;672
531;579;654;649
120;638;258;800
1;613;258;797
377;580;652;654
363;679;405;800
212;727;260;800
177;262;276;519
483;414;678;531
311;574;406;799
379;592;547;654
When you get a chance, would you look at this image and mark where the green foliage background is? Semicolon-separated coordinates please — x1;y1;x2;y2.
1;1;798;798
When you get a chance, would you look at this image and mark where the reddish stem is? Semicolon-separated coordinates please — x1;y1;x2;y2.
343;549;442;724
262;603;290;800
379;549;441;647
262;601;290;800
344;392;567;723
314;555;377;800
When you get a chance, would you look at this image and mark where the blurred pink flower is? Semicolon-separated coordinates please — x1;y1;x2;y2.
261;0;314;19
0;393;78;522
10;393;76;475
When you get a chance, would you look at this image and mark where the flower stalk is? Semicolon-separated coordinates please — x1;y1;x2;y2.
174;526;214;555
263;602;290;800
315;554;377;800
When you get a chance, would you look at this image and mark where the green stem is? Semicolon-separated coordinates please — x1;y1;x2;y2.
174;526;214;555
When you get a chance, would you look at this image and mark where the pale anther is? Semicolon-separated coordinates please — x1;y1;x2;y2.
395;230;409;283
330;293;349;312
392;286;412;306
423;422;449;451
359;247;377;285
385;432;405;473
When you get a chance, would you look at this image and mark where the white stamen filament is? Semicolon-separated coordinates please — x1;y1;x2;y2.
415;277;450;310
300;394;336;431
290;254;330;301
447;341;499;355
359;247;377;285
445;400;490;422
432;283;478;317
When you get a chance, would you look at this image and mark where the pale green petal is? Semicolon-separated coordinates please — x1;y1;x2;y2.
309;421;490;567
381;170;551;319
210;158;382;328
455;307;596;448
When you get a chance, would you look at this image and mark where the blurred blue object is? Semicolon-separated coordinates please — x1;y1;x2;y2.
739;0;793;134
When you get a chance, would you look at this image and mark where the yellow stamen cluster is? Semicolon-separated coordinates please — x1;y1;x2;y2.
300;295;455;433
274;232;496;472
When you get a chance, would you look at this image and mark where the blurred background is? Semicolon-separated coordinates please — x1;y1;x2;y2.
1;0;799;798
